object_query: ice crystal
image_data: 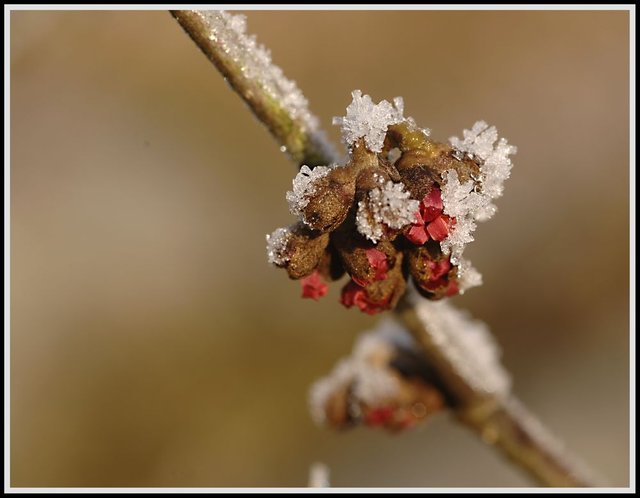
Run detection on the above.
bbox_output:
[449,120,517,204]
[333,90,405,153]
[356,180,419,243]
[441,122,516,263]
[456,257,483,293]
[265,227,291,266]
[286,165,333,218]
[411,294,511,396]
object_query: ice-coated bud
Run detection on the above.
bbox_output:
[266,222,329,279]
[309,322,447,432]
[269,92,516,313]
[407,244,459,300]
[340,254,406,315]
[298,166,357,233]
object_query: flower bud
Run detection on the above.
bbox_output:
[340,253,406,314]
[407,243,459,300]
[288,165,357,233]
[266,223,330,279]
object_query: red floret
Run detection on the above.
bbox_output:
[300,270,328,300]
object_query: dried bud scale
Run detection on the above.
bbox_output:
[266,91,516,313]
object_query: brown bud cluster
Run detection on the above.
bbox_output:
[309,325,447,432]
[266,121,482,314]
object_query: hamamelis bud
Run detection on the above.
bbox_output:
[303,166,357,232]
[340,254,406,315]
[309,321,447,432]
[268,92,517,313]
[407,243,459,300]
[266,223,330,279]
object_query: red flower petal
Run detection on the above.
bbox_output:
[365,406,395,427]
[300,270,328,300]
[365,248,389,281]
[428,258,451,280]
[426,215,451,241]
[340,280,390,315]
[406,224,429,245]
[421,188,443,223]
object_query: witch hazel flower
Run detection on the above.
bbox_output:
[405,188,454,245]
[301,270,329,300]
[266,91,516,313]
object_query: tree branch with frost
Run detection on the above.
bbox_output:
[170,10,339,168]
[171,9,602,488]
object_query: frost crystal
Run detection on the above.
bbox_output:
[456,258,483,293]
[441,122,517,264]
[265,227,291,266]
[286,165,333,219]
[440,170,479,263]
[356,179,419,243]
[411,294,511,396]
[449,120,517,203]
[333,90,405,153]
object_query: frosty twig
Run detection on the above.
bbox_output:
[170,10,339,168]
[396,293,601,487]
[170,9,602,488]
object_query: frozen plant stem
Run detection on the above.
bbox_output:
[171,10,600,487]
[396,296,599,487]
[170,10,339,168]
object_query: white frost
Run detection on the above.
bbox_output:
[410,293,511,396]
[441,121,517,266]
[286,165,333,219]
[265,227,291,266]
[356,179,419,243]
[333,90,405,153]
[456,257,483,293]
[448,120,517,204]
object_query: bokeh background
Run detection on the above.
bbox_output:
[10,9,630,488]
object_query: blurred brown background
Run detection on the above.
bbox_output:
[10,10,630,487]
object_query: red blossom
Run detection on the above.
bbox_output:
[426,214,452,241]
[340,280,390,315]
[352,248,390,286]
[407,221,429,246]
[416,256,460,297]
[429,258,451,280]
[364,406,395,427]
[406,188,455,245]
[300,270,328,300]
[365,248,389,281]
[421,188,443,222]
